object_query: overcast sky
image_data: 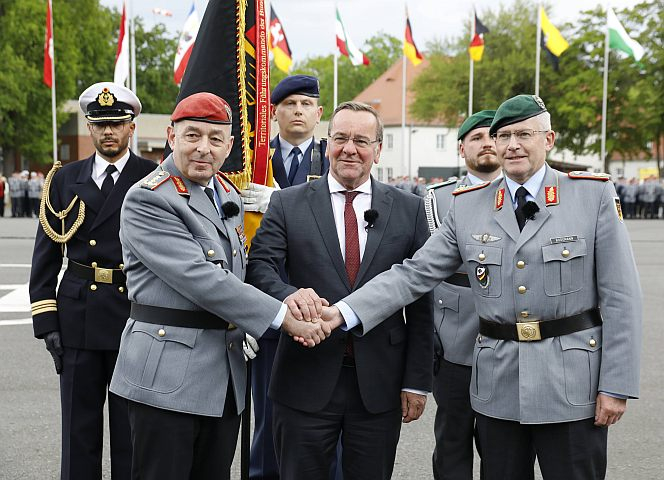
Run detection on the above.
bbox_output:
[101,0,643,63]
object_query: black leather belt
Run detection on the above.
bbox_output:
[67,260,126,285]
[444,272,471,288]
[130,303,233,330]
[479,309,602,341]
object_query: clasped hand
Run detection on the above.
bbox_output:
[280,289,346,347]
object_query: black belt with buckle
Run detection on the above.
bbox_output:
[444,272,471,288]
[479,308,602,342]
[67,260,126,285]
[130,303,233,330]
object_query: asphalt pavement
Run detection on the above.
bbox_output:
[0,216,662,479]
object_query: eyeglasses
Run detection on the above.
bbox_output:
[491,129,548,145]
[330,134,380,149]
[89,122,129,134]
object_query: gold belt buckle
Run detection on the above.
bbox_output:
[94,267,114,284]
[516,321,541,341]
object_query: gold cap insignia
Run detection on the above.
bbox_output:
[97,87,116,107]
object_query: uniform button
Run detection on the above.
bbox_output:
[589,338,597,347]
[520,311,529,318]
[478,335,482,343]
[233,249,237,257]
[118,286,125,293]
[228,342,234,350]
[518,285,527,294]
[438,299,443,305]
[89,239,97,246]
[207,249,215,257]
[119,263,124,269]
[516,260,525,269]
[158,329,166,337]
[562,249,570,258]
[90,284,97,291]
[478,253,486,261]
[91,261,98,268]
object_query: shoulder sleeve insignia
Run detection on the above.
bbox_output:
[140,170,170,190]
[568,171,611,182]
[170,176,189,195]
[216,172,241,195]
[452,181,490,196]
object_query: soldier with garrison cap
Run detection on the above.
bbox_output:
[426,110,507,480]
[29,82,156,479]
[109,92,329,480]
[240,73,332,480]
[325,94,642,479]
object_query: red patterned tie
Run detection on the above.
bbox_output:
[344,191,361,287]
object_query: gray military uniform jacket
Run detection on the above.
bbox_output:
[109,155,282,417]
[345,165,642,424]
[426,177,476,366]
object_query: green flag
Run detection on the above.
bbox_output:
[607,7,644,61]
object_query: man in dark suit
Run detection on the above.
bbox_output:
[247,101,433,480]
[29,82,156,479]
[241,74,330,480]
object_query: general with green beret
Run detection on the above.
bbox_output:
[331,92,642,479]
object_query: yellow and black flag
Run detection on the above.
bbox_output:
[404,10,424,66]
[540,7,569,72]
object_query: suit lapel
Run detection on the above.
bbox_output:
[270,137,289,188]
[90,152,139,230]
[70,156,104,215]
[354,179,393,288]
[493,178,520,243]
[307,176,351,290]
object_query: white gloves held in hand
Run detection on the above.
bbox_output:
[243,334,259,361]
[240,181,279,213]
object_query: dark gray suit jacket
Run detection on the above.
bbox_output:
[247,174,433,414]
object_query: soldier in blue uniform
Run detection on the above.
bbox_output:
[426,110,506,480]
[240,74,330,480]
[29,82,156,480]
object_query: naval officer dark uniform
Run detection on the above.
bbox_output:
[29,82,155,479]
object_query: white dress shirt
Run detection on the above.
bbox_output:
[279,136,314,174]
[92,150,130,189]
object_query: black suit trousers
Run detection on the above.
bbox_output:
[273,366,402,480]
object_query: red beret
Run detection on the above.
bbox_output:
[171,92,232,124]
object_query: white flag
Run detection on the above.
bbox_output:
[335,8,369,66]
[173,2,200,85]
[114,1,129,85]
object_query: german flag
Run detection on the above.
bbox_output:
[269,5,293,73]
[469,12,489,62]
[404,12,424,66]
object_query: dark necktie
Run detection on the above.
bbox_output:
[344,191,361,287]
[287,146,301,185]
[204,187,217,212]
[514,186,529,231]
[100,164,117,198]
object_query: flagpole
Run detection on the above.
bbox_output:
[535,4,542,96]
[402,5,408,178]
[49,0,58,164]
[128,0,139,153]
[468,10,474,116]
[600,3,610,171]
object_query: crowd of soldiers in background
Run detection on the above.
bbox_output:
[0,171,45,218]
[616,176,664,219]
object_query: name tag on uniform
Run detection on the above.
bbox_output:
[549,235,578,244]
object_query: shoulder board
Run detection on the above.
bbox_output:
[215,172,240,195]
[170,176,189,195]
[568,171,611,182]
[427,178,457,191]
[140,170,171,190]
[452,181,490,196]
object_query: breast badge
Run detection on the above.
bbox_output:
[475,265,490,289]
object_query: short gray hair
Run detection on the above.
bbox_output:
[328,101,384,143]
[536,111,552,131]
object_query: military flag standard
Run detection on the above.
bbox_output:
[335,8,370,66]
[43,0,54,88]
[269,5,293,73]
[404,11,424,66]
[607,7,644,61]
[539,7,569,72]
[468,12,488,61]
[173,2,200,86]
[114,1,129,85]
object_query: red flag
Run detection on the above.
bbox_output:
[43,0,53,88]
[173,3,199,85]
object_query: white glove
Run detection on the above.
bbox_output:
[240,182,279,213]
[243,334,259,361]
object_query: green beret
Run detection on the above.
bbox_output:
[489,95,547,135]
[457,110,496,140]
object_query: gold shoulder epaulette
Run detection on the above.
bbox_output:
[140,170,171,190]
[216,172,240,195]
[568,171,611,182]
[452,181,490,196]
